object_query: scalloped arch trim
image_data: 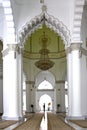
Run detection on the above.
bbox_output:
[19,12,71,47]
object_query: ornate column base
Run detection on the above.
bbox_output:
[2,115,24,121]
[66,115,85,120]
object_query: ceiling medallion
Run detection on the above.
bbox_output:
[35,31,54,70]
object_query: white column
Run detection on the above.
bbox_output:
[31,84,35,113]
[71,43,82,118]
[2,44,23,120]
[17,46,23,118]
[66,47,72,116]
[66,43,83,119]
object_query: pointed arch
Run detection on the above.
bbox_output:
[38,80,53,89]
[35,70,55,88]
[19,11,71,47]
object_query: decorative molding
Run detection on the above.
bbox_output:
[19,5,71,47]
[37,89,54,91]
[66,43,82,55]
[26,81,35,84]
[2,44,23,57]
[23,50,66,59]
[66,43,87,57]
[7,44,19,52]
[65,47,71,55]
[2,48,9,57]
[56,80,65,84]
[81,47,87,56]
[70,43,81,51]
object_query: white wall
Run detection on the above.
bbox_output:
[56,83,65,112]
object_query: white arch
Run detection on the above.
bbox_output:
[38,80,53,89]
[19,5,71,47]
[71,0,85,43]
[35,70,55,88]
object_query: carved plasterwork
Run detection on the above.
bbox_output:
[81,47,87,56]
[2,44,23,57]
[65,42,87,57]
[19,5,71,47]
[66,43,82,54]
[66,47,71,55]
[7,44,19,52]
[70,43,81,51]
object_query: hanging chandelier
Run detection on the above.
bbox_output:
[35,32,54,70]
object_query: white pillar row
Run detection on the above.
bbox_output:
[66,43,83,119]
[2,44,23,120]
[17,46,23,118]
[26,81,31,113]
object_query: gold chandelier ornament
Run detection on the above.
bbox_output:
[35,32,54,70]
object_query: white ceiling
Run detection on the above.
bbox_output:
[10,0,71,31]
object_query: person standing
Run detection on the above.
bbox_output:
[43,103,45,112]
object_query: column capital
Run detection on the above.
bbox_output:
[2,44,24,57]
[65,46,71,55]
[66,43,82,55]
[70,43,82,51]
[7,44,19,52]
[7,44,24,54]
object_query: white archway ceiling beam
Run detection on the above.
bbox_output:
[19,7,71,48]
[71,0,85,43]
[2,0,16,44]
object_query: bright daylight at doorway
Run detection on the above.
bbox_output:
[38,80,53,111]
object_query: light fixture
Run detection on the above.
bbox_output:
[35,31,54,70]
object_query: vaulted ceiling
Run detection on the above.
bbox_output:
[24,24,66,59]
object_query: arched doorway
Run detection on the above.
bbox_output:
[39,94,52,111]
[35,71,56,112]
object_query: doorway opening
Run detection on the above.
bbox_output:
[39,94,52,111]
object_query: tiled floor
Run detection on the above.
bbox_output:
[1,113,87,130]
[40,112,87,130]
[66,120,87,130]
